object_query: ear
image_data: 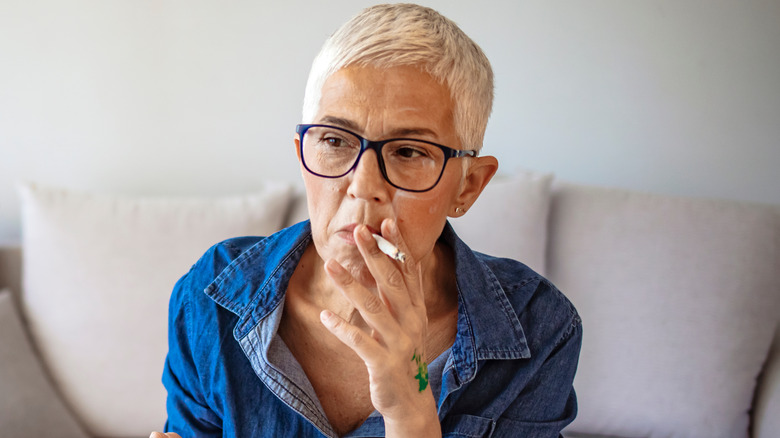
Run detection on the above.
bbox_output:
[451,155,498,217]
[294,135,302,161]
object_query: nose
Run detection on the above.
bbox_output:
[346,149,390,203]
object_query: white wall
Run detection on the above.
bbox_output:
[1,0,779,244]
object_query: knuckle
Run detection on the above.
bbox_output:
[339,272,355,287]
[345,327,363,346]
[329,316,345,330]
[403,259,420,276]
[386,269,405,288]
[363,293,384,314]
[367,243,383,258]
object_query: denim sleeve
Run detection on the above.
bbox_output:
[493,317,582,438]
[161,272,223,437]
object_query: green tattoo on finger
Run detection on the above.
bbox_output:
[411,350,429,392]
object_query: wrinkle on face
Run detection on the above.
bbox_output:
[301,65,465,291]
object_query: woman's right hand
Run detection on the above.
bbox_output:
[150,432,182,438]
[320,220,441,437]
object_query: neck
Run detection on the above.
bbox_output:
[289,245,357,321]
[419,241,458,319]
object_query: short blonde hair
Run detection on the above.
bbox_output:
[302,3,494,150]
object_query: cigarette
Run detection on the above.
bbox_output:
[372,234,407,262]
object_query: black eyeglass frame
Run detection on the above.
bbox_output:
[296,124,478,193]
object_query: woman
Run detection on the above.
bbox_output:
[154,4,581,437]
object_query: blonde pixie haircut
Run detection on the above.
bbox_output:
[302,3,494,151]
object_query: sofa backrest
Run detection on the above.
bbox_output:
[2,177,778,438]
[547,182,780,438]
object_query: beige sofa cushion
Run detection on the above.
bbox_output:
[19,183,293,437]
[451,169,553,275]
[549,182,780,438]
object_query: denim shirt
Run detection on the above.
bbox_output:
[162,221,581,438]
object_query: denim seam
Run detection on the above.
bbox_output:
[183,291,194,351]
[507,276,539,293]
[442,416,497,437]
[473,259,531,361]
[545,279,582,349]
[181,291,217,415]
[558,316,582,350]
[241,330,334,437]
[207,240,267,314]
[483,259,528,339]
[204,233,309,336]
[455,291,478,384]
[233,235,311,337]
[208,233,292,313]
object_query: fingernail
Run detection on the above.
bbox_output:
[320,310,334,324]
[357,225,371,240]
[386,218,398,235]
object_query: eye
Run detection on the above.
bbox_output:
[321,134,347,147]
[394,144,430,159]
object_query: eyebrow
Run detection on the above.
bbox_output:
[319,116,361,132]
[318,115,440,140]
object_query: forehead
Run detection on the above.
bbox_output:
[315,65,456,141]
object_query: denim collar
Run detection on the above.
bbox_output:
[204,220,530,386]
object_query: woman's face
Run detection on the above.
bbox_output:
[297,65,470,285]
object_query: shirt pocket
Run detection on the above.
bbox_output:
[443,414,570,438]
[441,414,495,437]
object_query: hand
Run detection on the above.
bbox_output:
[320,219,440,437]
[149,432,182,438]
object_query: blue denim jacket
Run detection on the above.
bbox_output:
[162,221,581,437]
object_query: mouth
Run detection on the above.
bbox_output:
[337,223,382,244]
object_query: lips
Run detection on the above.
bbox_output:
[338,223,382,243]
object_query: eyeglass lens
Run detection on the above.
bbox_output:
[301,126,446,191]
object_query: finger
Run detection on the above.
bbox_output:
[354,225,426,351]
[354,225,415,317]
[382,220,428,352]
[320,308,388,362]
[380,219,416,275]
[324,259,405,347]
[381,219,424,308]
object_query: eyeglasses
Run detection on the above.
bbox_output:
[296,124,477,192]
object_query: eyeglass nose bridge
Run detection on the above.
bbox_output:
[348,137,393,181]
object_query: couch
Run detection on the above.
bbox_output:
[0,170,777,438]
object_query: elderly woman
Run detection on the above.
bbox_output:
[154,3,581,438]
